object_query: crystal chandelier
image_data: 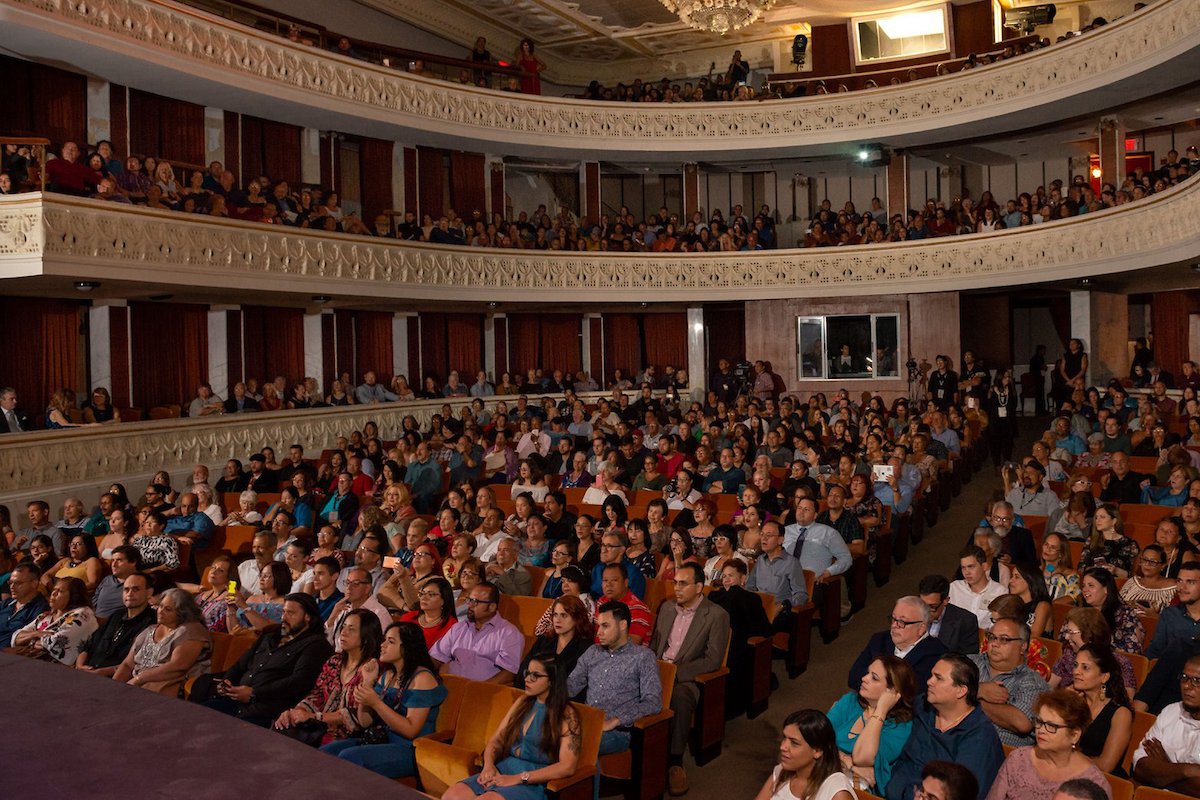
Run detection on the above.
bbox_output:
[660,0,778,35]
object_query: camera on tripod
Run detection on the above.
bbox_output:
[905,358,919,381]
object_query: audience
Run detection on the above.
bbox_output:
[753,708,856,800]
[1071,643,1133,776]
[9,576,97,664]
[111,588,212,694]
[1132,653,1200,796]
[75,572,156,675]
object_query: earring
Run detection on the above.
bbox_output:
[1101,684,1108,699]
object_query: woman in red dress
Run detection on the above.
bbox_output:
[515,38,545,95]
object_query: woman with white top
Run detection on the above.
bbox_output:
[753,708,855,800]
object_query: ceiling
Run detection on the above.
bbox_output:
[356,0,981,80]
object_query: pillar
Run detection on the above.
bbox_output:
[88,301,130,406]
[489,158,505,219]
[581,161,600,227]
[392,312,414,382]
[1098,117,1125,189]
[205,107,225,169]
[208,306,237,398]
[304,312,324,393]
[1088,291,1129,385]
[683,163,700,220]
[886,152,909,218]
[484,314,498,379]
[301,128,322,186]
[686,307,706,402]
[86,78,111,145]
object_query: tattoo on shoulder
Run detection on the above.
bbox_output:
[566,712,582,753]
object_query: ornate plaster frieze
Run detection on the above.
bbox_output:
[2,0,1198,155]
[3,179,1199,301]
[0,393,616,500]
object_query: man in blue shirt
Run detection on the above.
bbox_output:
[590,530,646,600]
[748,521,807,635]
[0,563,50,643]
[164,491,215,548]
[405,442,444,513]
[874,456,917,514]
[783,498,851,580]
[929,411,960,455]
[1145,563,1200,660]
[1049,416,1087,456]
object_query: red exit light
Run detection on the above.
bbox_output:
[1124,138,1138,152]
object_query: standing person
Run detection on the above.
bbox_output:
[987,372,1019,468]
[752,708,855,800]
[1029,346,1048,416]
[515,38,545,95]
[1058,340,1089,403]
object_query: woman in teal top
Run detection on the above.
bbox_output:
[446,657,582,800]
[323,621,447,778]
[826,654,915,794]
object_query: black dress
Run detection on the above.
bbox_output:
[1078,700,1127,778]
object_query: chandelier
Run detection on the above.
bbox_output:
[660,0,778,35]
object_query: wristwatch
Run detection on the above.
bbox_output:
[521,772,531,784]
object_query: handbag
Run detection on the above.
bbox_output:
[278,718,328,747]
[356,718,391,745]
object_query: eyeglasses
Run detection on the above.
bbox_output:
[1031,716,1068,734]
[417,590,441,599]
[1139,557,1163,567]
[985,633,1022,645]
[345,579,372,586]
[989,514,1014,524]
[458,571,480,579]
[526,671,549,680]
[599,543,622,550]
[413,552,433,559]
[465,597,496,606]
[1180,674,1200,687]
[889,616,922,628]
[1061,627,1082,638]
[356,546,380,554]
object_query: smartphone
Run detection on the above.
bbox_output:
[818,464,834,475]
[871,464,894,482]
[382,556,402,570]
[226,580,237,595]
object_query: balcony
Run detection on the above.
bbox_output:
[3,176,1199,303]
[1,0,1198,159]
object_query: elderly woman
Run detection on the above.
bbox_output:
[984,690,1111,800]
[131,511,180,573]
[221,490,262,526]
[275,609,383,746]
[1050,607,1136,693]
[10,577,98,664]
[113,588,212,694]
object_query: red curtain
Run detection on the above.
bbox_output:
[507,314,542,376]
[1152,290,1198,380]
[335,311,355,382]
[494,317,509,377]
[418,146,446,220]
[603,314,642,383]
[0,55,87,144]
[643,313,687,372]
[241,306,305,391]
[450,151,487,216]
[129,302,208,409]
[420,312,449,382]
[109,306,131,409]
[447,313,484,377]
[355,311,394,383]
[541,316,582,377]
[359,137,394,224]
[239,115,302,186]
[128,89,205,167]
[0,297,82,416]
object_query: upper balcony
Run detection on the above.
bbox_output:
[2,0,1199,160]
[3,171,1199,303]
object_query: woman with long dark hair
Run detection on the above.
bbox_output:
[753,708,854,800]
[322,621,446,779]
[446,656,582,800]
[1069,567,1144,653]
[1008,562,1053,638]
[827,655,915,793]
[515,595,593,687]
[1071,643,1132,776]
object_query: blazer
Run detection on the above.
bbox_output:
[848,631,947,691]
[0,407,31,433]
[932,602,979,655]
[491,564,534,597]
[649,598,730,684]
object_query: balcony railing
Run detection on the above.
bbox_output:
[2,0,1197,156]
[3,172,1199,302]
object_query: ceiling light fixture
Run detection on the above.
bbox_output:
[659,0,778,35]
[74,281,100,293]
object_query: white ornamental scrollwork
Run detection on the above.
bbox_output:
[2,0,1198,152]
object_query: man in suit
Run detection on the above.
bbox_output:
[649,562,731,796]
[485,537,533,596]
[0,387,30,433]
[848,596,947,691]
[919,574,979,655]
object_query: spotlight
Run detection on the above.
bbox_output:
[1090,167,1102,179]
[74,281,100,293]
[311,295,331,304]
[791,34,808,68]
[858,150,870,162]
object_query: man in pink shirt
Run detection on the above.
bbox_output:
[649,563,731,795]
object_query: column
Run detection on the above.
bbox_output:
[683,163,700,220]
[88,301,130,403]
[484,314,498,380]
[581,161,600,227]
[392,312,414,381]
[205,107,225,169]
[886,152,908,219]
[303,311,324,392]
[86,79,111,145]
[489,159,506,219]
[392,143,406,219]
[301,128,322,186]
[208,306,236,397]
[1098,117,1125,189]
[937,165,961,204]
[1088,291,1129,385]
[686,308,706,402]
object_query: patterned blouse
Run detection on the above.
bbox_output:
[1078,536,1140,575]
[298,653,371,743]
[1044,569,1081,603]
[128,621,212,680]
[197,592,231,633]
[133,534,180,571]
[17,607,98,664]
[1058,602,1145,654]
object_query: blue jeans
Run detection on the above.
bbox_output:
[595,730,631,800]
[320,737,416,779]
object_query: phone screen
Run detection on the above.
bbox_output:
[382,556,402,570]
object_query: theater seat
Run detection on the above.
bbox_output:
[599,660,676,800]
[414,681,518,796]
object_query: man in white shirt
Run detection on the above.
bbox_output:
[237,531,277,594]
[515,417,551,459]
[325,566,392,651]
[474,507,512,563]
[1132,653,1200,796]
[949,544,1006,630]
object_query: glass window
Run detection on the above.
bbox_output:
[853,4,950,66]
[796,314,901,380]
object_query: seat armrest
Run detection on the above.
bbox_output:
[633,709,675,730]
[546,765,597,793]
[694,666,729,685]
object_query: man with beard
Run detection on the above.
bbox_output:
[190,593,332,726]
[429,582,523,683]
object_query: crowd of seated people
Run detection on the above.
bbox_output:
[2,347,1200,797]
[802,152,1199,247]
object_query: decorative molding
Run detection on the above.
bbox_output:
[0,393,610,501]
[3,0,1198,156]
[3,177,1200,301]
